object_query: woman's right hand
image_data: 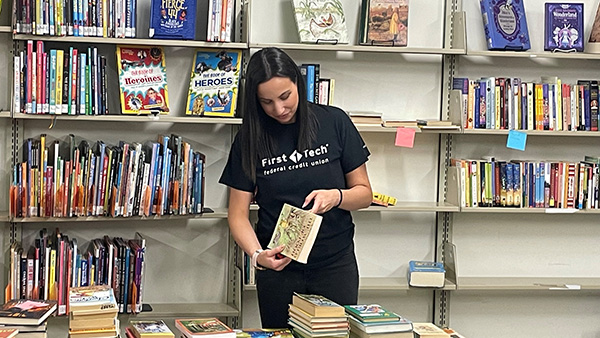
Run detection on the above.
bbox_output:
[257,245,292,271]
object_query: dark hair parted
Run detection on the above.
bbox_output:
[239,47,319,182]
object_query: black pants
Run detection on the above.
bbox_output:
[255,247,359,328]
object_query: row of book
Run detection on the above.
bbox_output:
[6,230,146,316]
[15,42,108,116]
[13,0,138,37]
[450,156,600,210]
[9,133,206,218]
[299,63,335,106]
[453,77,600,132]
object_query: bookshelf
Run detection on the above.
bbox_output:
[12,112,244,124]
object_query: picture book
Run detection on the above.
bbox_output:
[267,203,323,264]
[412,323,449,338]
[235,328,294,338]
[408,261,445,288]
[348,315,413,334]
[292,293,345,318]
[360,0,408,46]
[186,49,242,117]
[174,318,235,338]
[544,3,584,52]
[130,320,175,337]
[344,304,400,322]
[117,46,170,115]
[589,1,600,53]
[292,0,349,44]
[479,0,531,50]
[68,285,118,315]
[0,300,57,325]
[149,0,197,39]
[0,329,17,338]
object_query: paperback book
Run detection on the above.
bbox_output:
[544,3,584,52]
[360,0,409,46]
[117,46,170,115]
[68,285,118,315]
[344,304,400,323]
[0,300,57,325]
[408,260,445,288]
[0,329,17,338]
[292,0,349,44]
[186,49,242,117]
[235,328,293,338]
[347,315,413,334]
[267,203,323,264]
[479,0,531,50]
[149,0,197,39]
[174,318,235,338]
[130,320,175,337]
[292,293,345,318]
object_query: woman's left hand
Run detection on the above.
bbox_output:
[302,189,341,214]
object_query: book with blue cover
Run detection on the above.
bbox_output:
[479,0,531,50]
[149,0,197,40]
[408,260,445,287]
[544,3,584,52]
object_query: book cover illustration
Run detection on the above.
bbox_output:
[344,304,399,319]
[545,3,584,52]
[294,293,341,308]
[175,318,234,336]
[589,1,600,52]
[130,320,174,336]
[409,260,444,271]
[479,0,531,50]
[117,46,170,115]
[186,49,241,117]
[292,0,349,44]
[0,329,17,338]
[235,329,293,338]
[149,0,197,39]
[361,0,408,46]
[267,203,323,264]
[0,300,57,324]
[68,285,118,311]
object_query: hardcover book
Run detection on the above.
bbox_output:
[407,260,445,288]
[0,329,17,338]
[174,318,235,338]
[235,328,294,338]
[130,320,175,337]
[292,293,345,318]
[68,285,118,315]
[0,300,57,325]
[117,46,170,115]
[479,0,531,50]
[360,0,409,46]
[544,3,584,52]
[292,0,349,44]
[267,203,323,264]
[186,49,242,117]
[347,315,413,334]
[344,304,400,322]
[149,0,197,39]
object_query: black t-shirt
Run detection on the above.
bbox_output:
[219,103,370,269]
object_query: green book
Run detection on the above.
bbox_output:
[344,304,400,322]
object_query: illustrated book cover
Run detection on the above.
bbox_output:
[149,0,197,39]
[235,328,293,338]
[186,49,242,117]
[360,0,409,46]
[117,46,170,115]
[267,203,323,264]
[68,285,118,315]
[0,300,57,325]
[130,320,175,337]
[347,315,413,334]
[292,293,345,318]
[408,260,445,288]
[344,304,400,322]
[174,318,235,338]
[589,1,600,53]
[479,0,531,50]
[292,0,349,44]
[0,329,17,338]
[412,323,449,338]
[544,3,584,52]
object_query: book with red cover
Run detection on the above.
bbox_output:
[0,300,57,325]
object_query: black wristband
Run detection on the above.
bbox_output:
[335,188,343,208]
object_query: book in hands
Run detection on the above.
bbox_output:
[174,318,235,338]
[0,300,57,325]
[129,320,175,337]
[291,0,349,44]
[408,261,445,288]
[268,203,322,264]
[292,293,345,318]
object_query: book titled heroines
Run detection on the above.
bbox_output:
[186,49,242,117]
[149,0,197,39]
[479,0,531,50]
[117,46,170,115]
[544,3,584,52]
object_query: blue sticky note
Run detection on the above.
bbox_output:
[506,130,527,151]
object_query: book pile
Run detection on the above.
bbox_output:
[408,261,446,288]
[0,299,57,338]
[174,318,236,338]
[288,293,349,338]
[68,285,119,338]
[345,304,413,338]
[126,320,175,338]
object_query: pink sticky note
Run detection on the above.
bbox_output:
[395,127,415,148]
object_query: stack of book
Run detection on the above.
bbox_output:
[345,304,413,338]
[174,318,236,338]
[287,293,349,338]
[126,320,175,338]
[68,285,119,338]
[0,300,57,338]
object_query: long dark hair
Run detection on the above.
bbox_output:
[239,47,318,182]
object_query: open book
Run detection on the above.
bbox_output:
[268,204,323,264]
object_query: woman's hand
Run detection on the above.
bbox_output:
[257,245,292,271]
[302,189,341,214]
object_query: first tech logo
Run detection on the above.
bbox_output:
[260,144,330,176]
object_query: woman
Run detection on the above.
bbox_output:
[219,47,372,328]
